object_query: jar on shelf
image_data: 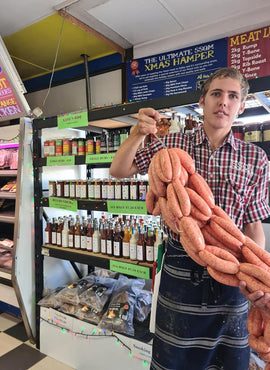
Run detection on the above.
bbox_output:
[232,125,244,140]
[77,139,85,155]
[55,139,63,156]
[244,123,262,142]
[262,121,270,142]
[71,139,78,155]
[63,139,72,156]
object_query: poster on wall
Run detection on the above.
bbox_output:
[228,25,270,80]
[127,38,227,102]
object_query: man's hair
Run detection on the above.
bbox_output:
[201,67,250,102]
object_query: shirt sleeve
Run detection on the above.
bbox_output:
[244,149,270,224]
[134,138,164,175]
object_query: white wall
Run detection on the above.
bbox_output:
[25,69,122,118]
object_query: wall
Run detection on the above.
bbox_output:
[25,69,122,118]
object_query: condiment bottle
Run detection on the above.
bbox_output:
[129,227,137,261]
[56,217,63,246]
[68,218,75,248]
[86,218,94,252]
[146,227,154,263]
[92,219,101,253]
[44,218,52,245]
[113,223,122,257]
[80,218,87,250]
[51,217,57,245]
[61,217,69,248]
[154,230,163,262]
[106,221,114,256]
[100,220,107,255]
[74,215,81,249]
[122,225,130,259]
[136,226,146,262]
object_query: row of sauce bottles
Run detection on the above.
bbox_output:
[44,215,164,263]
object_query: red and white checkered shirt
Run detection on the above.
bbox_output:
[135,126,270,241]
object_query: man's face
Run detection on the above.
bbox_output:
[199,77,245,134]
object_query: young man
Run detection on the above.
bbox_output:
[110,67,270,369]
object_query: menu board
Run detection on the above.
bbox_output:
[127,38,227,102]
[228,25,270,79]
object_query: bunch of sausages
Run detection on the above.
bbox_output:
[146,147,270,365]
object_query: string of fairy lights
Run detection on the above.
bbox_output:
[40,315,150,367]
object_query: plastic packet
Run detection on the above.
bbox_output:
[134,290,152,322]
[57,276,96,305]
[79,276,117,314]
[75,305,102,325]
[37,286,63,308]
[98,275,145,336]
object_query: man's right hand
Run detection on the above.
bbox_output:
[132,108,161,137]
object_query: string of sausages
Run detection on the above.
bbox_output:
[146,147,270,366]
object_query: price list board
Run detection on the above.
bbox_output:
[228,25,270,79]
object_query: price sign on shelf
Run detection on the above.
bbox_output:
[57,111,88,129]
[110,260,150,279]
[85,153,115,163]
[47,155,75,166]
[49,197,78,212]
[107,200,147,215]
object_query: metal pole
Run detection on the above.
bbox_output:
[81,53,91,111]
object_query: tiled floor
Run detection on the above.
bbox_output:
[0,311,74,370]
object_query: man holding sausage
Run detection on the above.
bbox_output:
[110,67,270,370]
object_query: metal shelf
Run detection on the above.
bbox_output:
[0,212,15,223]
[0,170,17,177]
[0,191,16,200]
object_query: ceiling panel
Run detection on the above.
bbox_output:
[86,0,183,44]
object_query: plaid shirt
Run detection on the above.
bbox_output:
[135,126,270,240]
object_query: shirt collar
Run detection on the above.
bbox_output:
[194,125,238,150]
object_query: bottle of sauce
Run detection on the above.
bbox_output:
[137,226,146,262]
[56,217,63,246]
[68,218,75,248]
[80,218,87,250]
[146,227,154,263]
[51,217,57,245]
[86,218,94,252]
[74,215,81,249]
[100,220,107,255]
[113,130,121,152]
[129,227,137,261]
[154,230,163,262]
[114,179,122,200]
[61,217,69,248]
[44,218,52,245]
[122,225,130,259]
[92,219,101,253]
[106,221,114,256]
[122,179,129,200]
[113,223,122,257]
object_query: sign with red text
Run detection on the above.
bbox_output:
[228,25,270,79]
[0,66,24,120]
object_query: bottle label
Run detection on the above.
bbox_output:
[62,233,69,248]
[86,236,93,251]
[64,184,70,197]
[122,185,129,199]
[122,242,130,258]
[107,185,115,200]
[139,184,147,200]
[52,232,57,245]
[130,243,137,260]
[68,234,74,248]
[81,235,87,250]
[130,184,138,200]
[75,234,81,249]
[101,239,106,254]
[93,238,100,253]
[137,245,143,261]
[57,232,62,246]
[107,240,112,255]
[146,245,154,262]
[115,184,121,199]
[45,231,50,244]
[113,241,121,256]
[88,184,94,198]
[81,185,87,199]
[70,185,75,198]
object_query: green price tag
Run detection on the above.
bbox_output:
[85,153,115,163]
[57,111,88,129]
[110,260,150,279]
[107,200,147,215]
[49,197,78,212]
[47,156,75,166]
